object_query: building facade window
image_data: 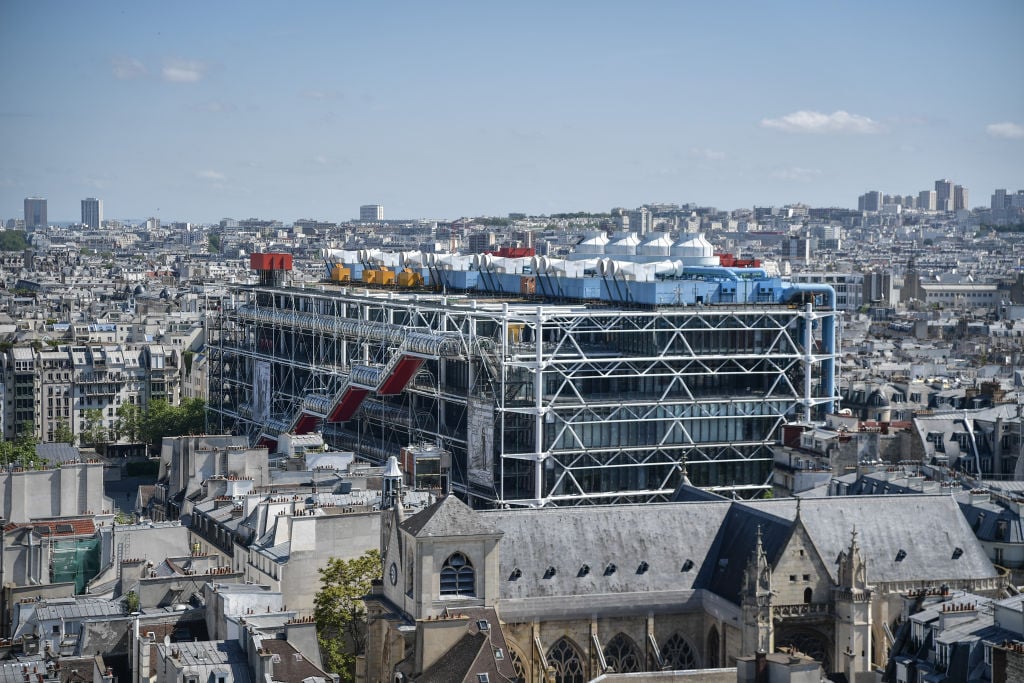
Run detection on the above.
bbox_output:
[547,637,585,683]
[603,633,641,673]
[440,552,475,596]
[661,633,698,670]
[707,626,720,668]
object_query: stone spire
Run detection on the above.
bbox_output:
[741,526,773,655]
[837,526,869,592]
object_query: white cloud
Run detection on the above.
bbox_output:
[771,167,822,182]
[986,122,1024,140]
[196,170,225,181]
[761,110,881,134]
[112,57,147,80]
[162,59,206,83]
[688,147,726,162]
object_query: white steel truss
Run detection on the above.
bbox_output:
[208,286,837,507]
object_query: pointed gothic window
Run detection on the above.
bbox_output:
[547,637,585,683]
[661,633,698,670]
[603,633,642,673]
[707,626,720,668]
[440,552,475,596]
[508,647,526,683]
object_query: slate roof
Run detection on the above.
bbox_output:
[743,495,998,585]
[702,502,793,604]
[401,495,502,539]
[34,443,81,465]
[411,608,517,683]
[34,599,124,622]
[956,493,1024,544]
[474,495,994,608]
[260,639,331,682]
[483,501,732,600]
[416,631,488,682]
[155,640,250,683]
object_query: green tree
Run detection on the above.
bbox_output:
[80,408,108,447]
[208,233,221,253]
[115,402,143,442]
[52,419,75,445]
[124,590,140,613]
[177,397,206,434]
[1,421,43,468]
[314,549,381,682]
[0,230,28,251]
[139,398,206,452]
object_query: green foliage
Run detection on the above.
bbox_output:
[314,549,381,682]
[473,217,511,226]
[0,421,44,469]
[139,398,206,451]
[0,230,28,251]
[124,590,140,613]
[80,408,109,447]
[115,402,143,443]
[208,233,221,253]
[52,420,76,445]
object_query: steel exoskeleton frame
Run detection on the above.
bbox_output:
[208,285,836,507]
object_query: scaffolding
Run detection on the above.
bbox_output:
[50,537,101,594]
[209,282,837,507]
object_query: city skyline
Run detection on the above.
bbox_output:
[1,1,1022,222]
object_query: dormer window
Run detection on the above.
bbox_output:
[440,552,475,596]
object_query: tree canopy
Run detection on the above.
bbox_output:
[0,421,44,469]
[314,549,381,682]
[0,230,28,251]
[79,408,109,447]
[114,402,143,443]
[52,419,75,446]
[139,398,206,451]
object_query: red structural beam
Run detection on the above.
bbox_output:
[378,356,425,395]
[328,387,370,422]
[294,413,320,434]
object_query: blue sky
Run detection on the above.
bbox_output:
[1,1,1022,222]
